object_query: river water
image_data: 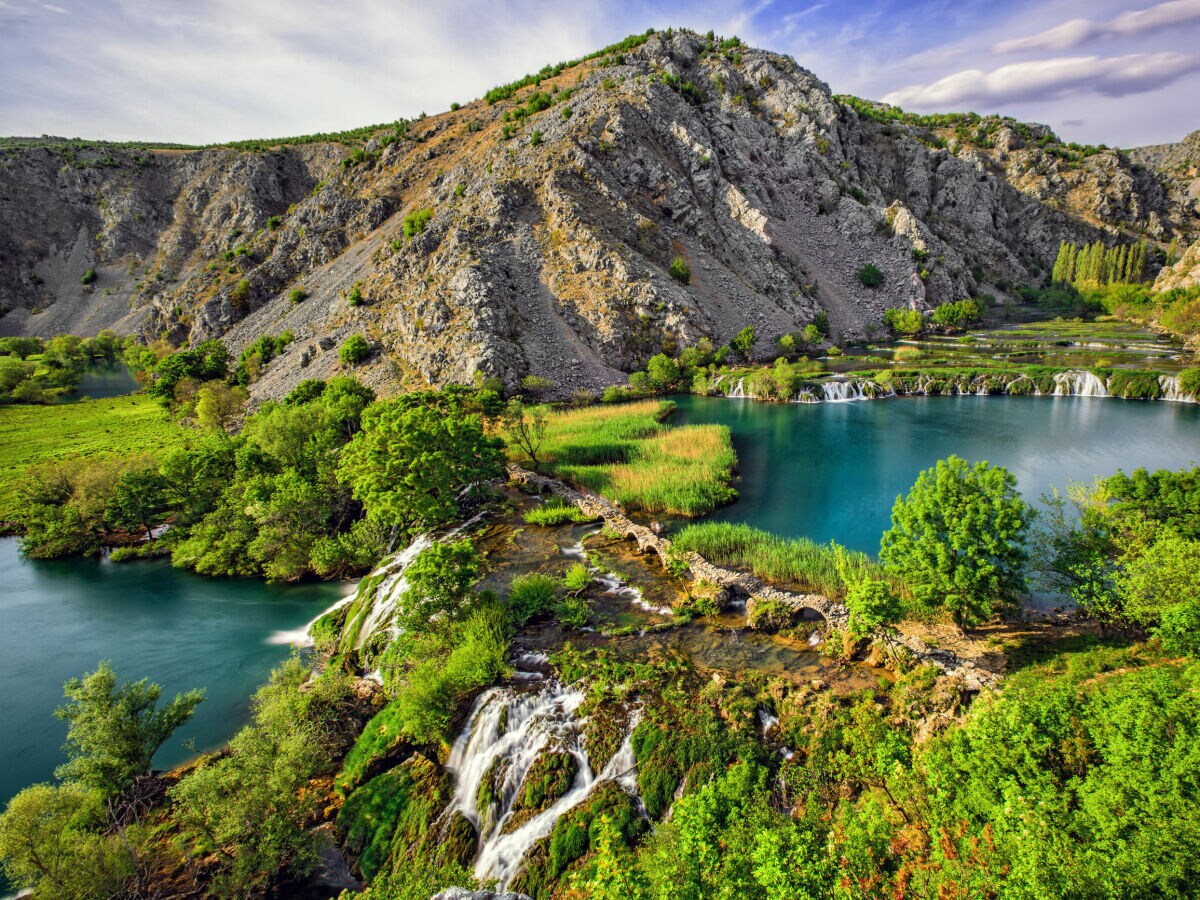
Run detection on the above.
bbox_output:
[672,393,1200,552]
[0,538,344,812]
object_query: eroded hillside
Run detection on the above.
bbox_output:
[1,29,1197,398]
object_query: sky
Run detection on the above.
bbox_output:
[0,0,1196,148]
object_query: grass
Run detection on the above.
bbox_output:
[512,400,737,517]
[0,394,185,523]
[672,521,890,598]
[524,499,596,526]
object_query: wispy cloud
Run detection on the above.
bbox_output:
[882,51,1200,108]
[994,0,1200,53]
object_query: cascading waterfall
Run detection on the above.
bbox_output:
[819,379,867,402]
[352,533,434,648]
[594,572,674,616]
[445,674,642,888]
[1160,374,1187,402]
[1053,370,1109,398]
[726,377,750,399]
[265,581,359,647]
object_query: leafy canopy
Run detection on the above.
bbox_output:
[54,661,205,797]
[880,455,1030,627]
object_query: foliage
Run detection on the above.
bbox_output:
[673,521,888,598]
[844,579,902,638]
[857,263,885,288]
[143,339,230,404]
[504,398,548,471]
[54,662,204,798]
[402,208,434,238]
[508,573,563,625]
[482,31,654,104]
[339,334,372,365]
[930,298,982,330]
[396,540,481,633]
[883,306,924,336]
[0,782,133,899]
[523,498,593,525]
[668,256,691,284]
[881,455,1030,627]
[731,325,757,359]
[170,659,357,896]
[339,398,505,530]
[532,401,737,516]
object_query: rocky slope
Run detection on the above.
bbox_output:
[1,29,1197,398]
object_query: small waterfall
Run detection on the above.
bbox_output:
[727,377,750,399]
[352,533,434,648]
[594,572,673,616]
[266,582,359,647]
[757,709,779,737]
[1053,370,1109,398]
[821,379,866,402]
[1160,374,1188,402]
[445,677,642,888]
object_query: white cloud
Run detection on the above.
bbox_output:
[881,51,1200,109]
[994,0,1200,53]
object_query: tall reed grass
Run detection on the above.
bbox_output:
[510,400,737,516]
[672,521,891,597]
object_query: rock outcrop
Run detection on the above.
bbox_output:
[2,30,1196,399]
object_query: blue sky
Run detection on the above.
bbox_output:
[0,0,1196,147]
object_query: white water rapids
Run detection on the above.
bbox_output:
[444,670,641,888]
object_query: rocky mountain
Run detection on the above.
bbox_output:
[1,29,1197,399]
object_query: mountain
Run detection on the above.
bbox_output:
[1,28,1197,399]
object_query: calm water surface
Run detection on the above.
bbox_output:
[672,394,1200,552]
[0,538,345,810]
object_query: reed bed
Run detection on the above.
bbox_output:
[671,521,891,598]
[513,400,738,516]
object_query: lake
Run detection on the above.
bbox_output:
[672,394,1200,552]
[0,538,345,812]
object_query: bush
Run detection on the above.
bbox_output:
[266,215,282,229]
[530,130,543,147]
[231,278,251,303]
[1180,368,1200,399]
[524,499,593,526]
[346,282,364,306]
[845,579,902,638]
[883,307,924,336]
[287,287,307,303]
[338,335,371,365]
[668,256,691,284]
[857,263,885,288]
[80,267,97,286]
[403,207,434,238]
[508,573,561,625]
[931,298,982,329]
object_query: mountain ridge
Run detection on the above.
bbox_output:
[1,28,1197,399]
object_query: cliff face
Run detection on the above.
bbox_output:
[1,30,1197,398]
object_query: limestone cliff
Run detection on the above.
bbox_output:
[1,30,1196,398]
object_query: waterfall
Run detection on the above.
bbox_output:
[265,582,359,647]
[445,676,642,888]
[726,377,750,399]
[821,379,866,402]
[352,533,434,648]
[1053,370,1109,398]
[594,572,673,616]
[1160,374,1187,402]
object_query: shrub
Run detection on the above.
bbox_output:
[80,267,97,285]
[524,499,593,526]
[231,278,251,303]
[857,264,885,288]
[931,298,982,330]
[338,335,371,365]
[530,130,543,147]
[266,215,282,229]
[1180,368,1200,399]
[403,208,434,238]
[668,256,691,284]
[508,573,561,625]
[845,579,902,638]
[883,307,924,337]
[287,287,307,304]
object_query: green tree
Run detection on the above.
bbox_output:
[669,256,691,284]
[1118,531,1200,656]
[646,353,681,391]
[398,540,482,633]
[844,578,902,639]
[104,467,172,539]
[195,380,248,429]
[880,456,1030,628]
[731,326,757,360]
[54,662,205,797]
[857,263,885,288]
[0,783,132,900]
[339,334,371,365]
[338,401,505,529]
[504,399,548,472]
